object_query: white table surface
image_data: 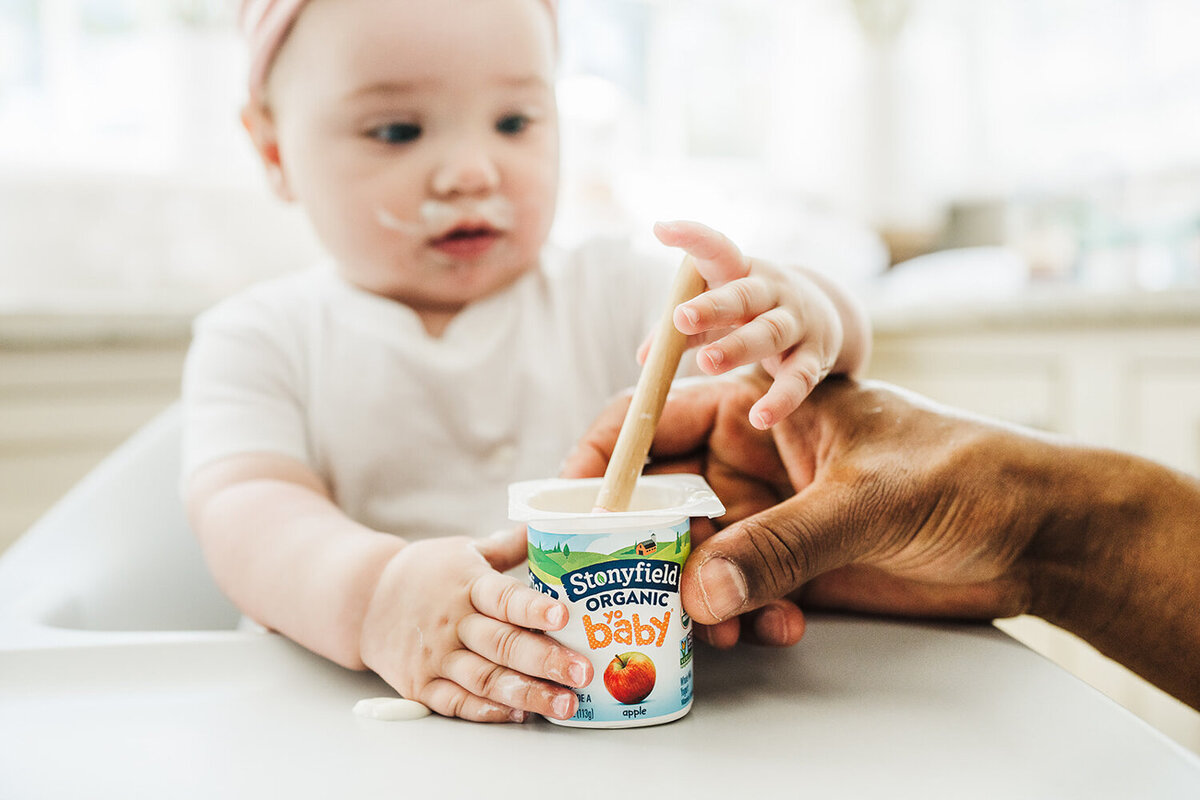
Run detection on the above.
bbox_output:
[3,614,1197,799]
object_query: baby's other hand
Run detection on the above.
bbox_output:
[359,528,593,723]
[649,220,845,430]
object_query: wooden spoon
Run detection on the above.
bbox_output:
[593,255,706,512]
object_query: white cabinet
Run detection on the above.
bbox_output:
[867,289,1200,754]
[1128,358,1200,476]
[869,296,1200,470]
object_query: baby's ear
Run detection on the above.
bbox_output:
[241,102,294,202]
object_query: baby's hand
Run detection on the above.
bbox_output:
[649,220,846,430]
[359,528,593,723]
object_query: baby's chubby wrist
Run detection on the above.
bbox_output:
[342,533,410,672]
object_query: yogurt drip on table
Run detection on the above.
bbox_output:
[352,697,431,721]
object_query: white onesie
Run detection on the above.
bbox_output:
[181,239,676,540]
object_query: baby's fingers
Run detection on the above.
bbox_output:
[440,650,578,721]
[697,307,802,377]
[470,571,568,631]
[674,277,777,336]
[458,613,593,688]
[748,352,829,429]
[419,678,525,723]
[654,220,749,286]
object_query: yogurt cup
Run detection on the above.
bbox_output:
[508,474,724,728]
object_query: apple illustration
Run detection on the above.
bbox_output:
[603,651,656,704]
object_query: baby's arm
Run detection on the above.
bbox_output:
[651,220,871,429]
[186,454,592,722]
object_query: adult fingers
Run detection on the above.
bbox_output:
[559,390,633,479]
[418,677,525,723]
[681,481,862,624]
[457,613,592,688]
[439,650,578,721]
[744,599,807,646]
[694,618,740,649]
[470,570,569,631]
[689,599,806,648]
[560,378,733,480]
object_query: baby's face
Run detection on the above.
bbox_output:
[262,0,558,319]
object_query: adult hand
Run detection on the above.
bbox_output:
[662,374,1048,624]
[568,373,1046,625]
[563,374,809,648]
[565,373,1200,709]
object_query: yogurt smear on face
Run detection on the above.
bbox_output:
[375,197,515,238]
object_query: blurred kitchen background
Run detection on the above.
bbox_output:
[2,0,1198,751]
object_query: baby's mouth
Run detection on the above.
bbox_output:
[429,224,502,259]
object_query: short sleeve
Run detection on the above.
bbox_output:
[180,282,312,481]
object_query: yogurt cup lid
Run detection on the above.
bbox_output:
[508,474,725,524]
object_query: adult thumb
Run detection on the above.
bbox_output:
[681,481,859,625]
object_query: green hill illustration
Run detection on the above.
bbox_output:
[528,531,690,587]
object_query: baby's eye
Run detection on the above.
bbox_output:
[369,123,422,144]
[496,114,530,135]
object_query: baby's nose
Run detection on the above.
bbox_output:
[431,147,500,196]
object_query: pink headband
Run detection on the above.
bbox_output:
[240,0,558,104]
[240,0,309,104]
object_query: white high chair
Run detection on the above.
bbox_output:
[0,405,240,646]
[2,404,1198,798]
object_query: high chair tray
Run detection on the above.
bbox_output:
[2,615,1197,799]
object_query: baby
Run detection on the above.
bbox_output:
[183,0,870,724]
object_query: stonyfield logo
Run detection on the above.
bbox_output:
[562,559,680,603]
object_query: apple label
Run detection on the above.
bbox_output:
[509,475,725,728]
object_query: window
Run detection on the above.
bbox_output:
[2,0,1197,307]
